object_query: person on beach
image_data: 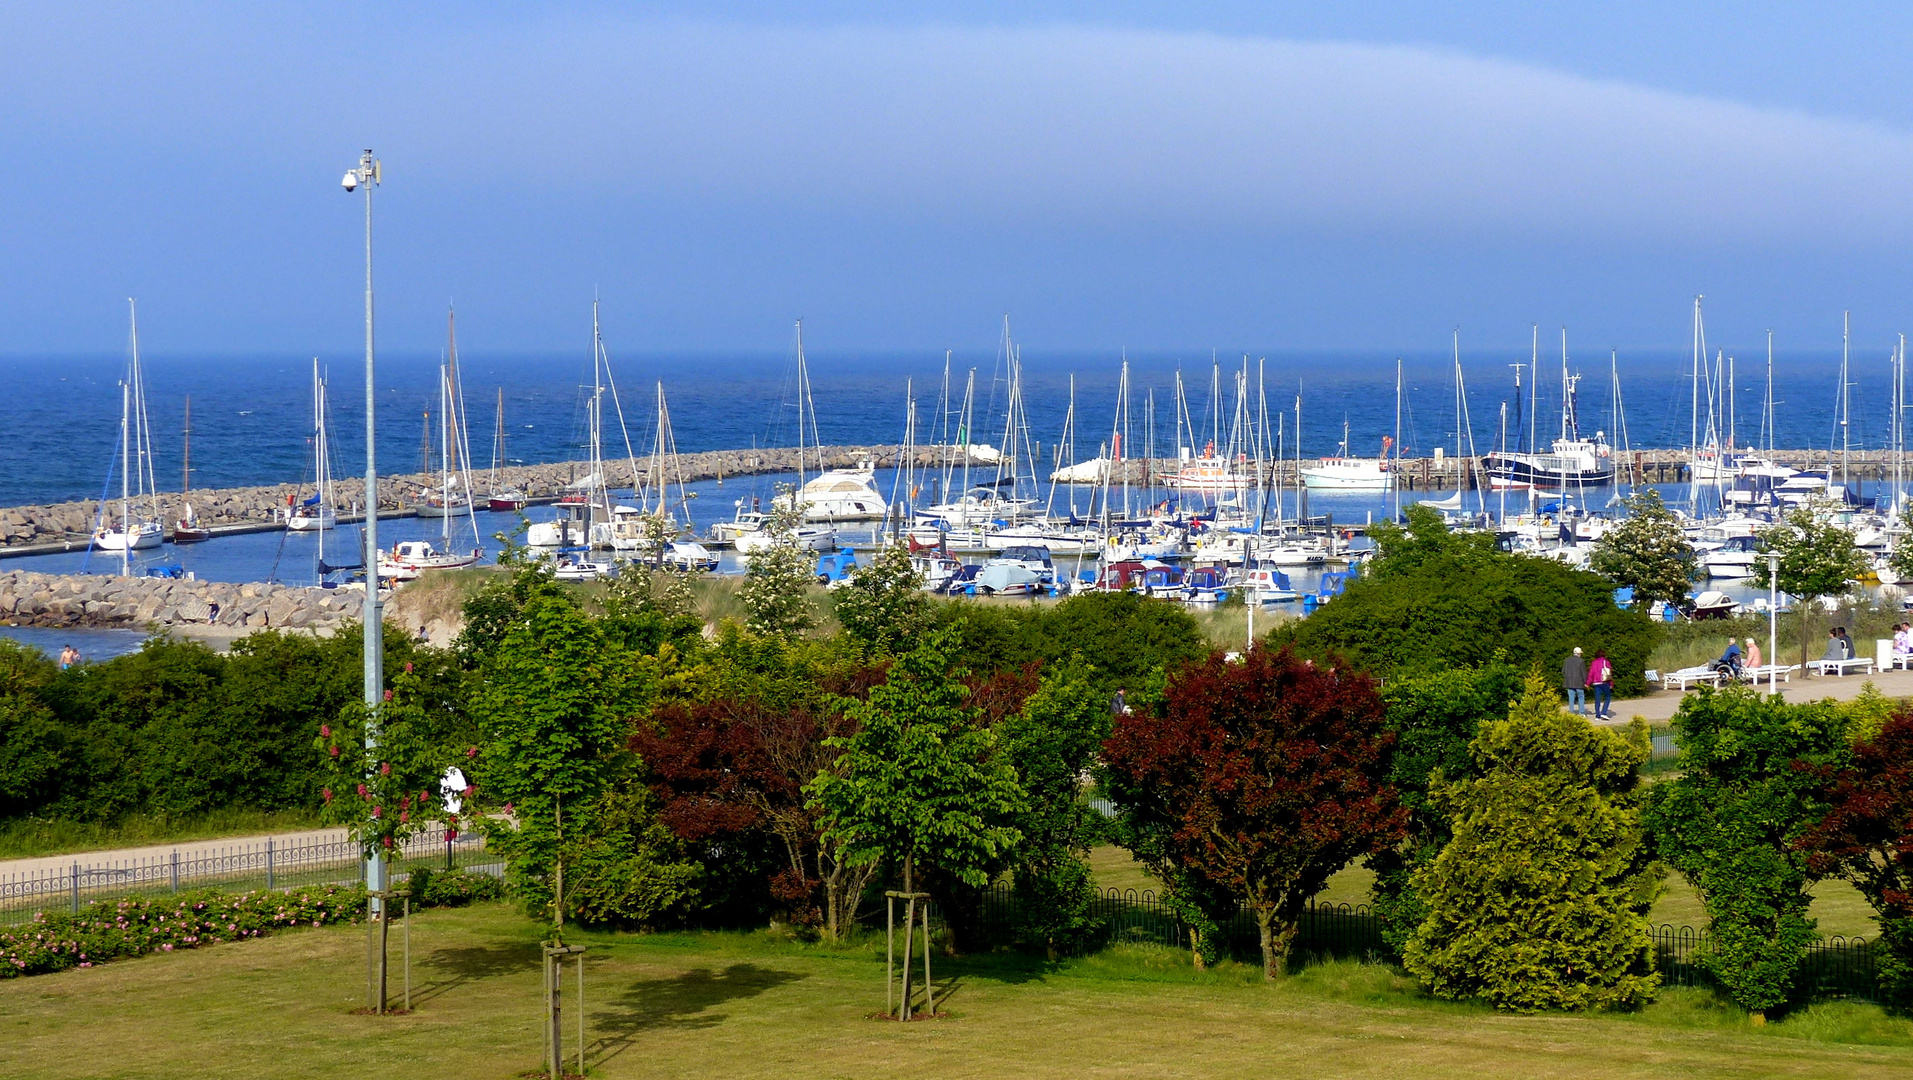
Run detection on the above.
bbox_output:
[1563,647,1587,715]
[58,645,77,670]
[1586,649,1613,720]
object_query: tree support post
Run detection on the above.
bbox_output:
[885,891,932,1020]
[367,886,409,1014]
[543,943,588,1077]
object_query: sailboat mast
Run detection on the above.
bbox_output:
[1841,310,1851,489]
[120,377,130,576]
[182,395,192,501]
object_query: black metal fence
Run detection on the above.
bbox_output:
[0,831,499,923]
[967,885,1881,1005]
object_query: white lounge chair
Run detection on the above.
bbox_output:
[1661,666,1724,691]
[1806,657,1875,677]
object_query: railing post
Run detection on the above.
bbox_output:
[70,861,80,914]
[170,850,179,893]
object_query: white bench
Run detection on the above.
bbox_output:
[1742,664,1797,684]
[1661,666,1724,691]
[1884,653,1913,671]
[1807,657,1876,677]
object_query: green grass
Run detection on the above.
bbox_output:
[3,902,1911,1079]
[0,808,329,860]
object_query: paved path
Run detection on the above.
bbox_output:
[1593,665,1913,727]
[0,826,351,880]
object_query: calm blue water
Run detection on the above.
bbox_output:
[0,348,1888,510]
[0,626,149,663]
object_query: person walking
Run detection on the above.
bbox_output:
[1562,647,1588,716]
[1587,649,1613,720]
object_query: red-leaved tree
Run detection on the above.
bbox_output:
[1102,647,1407,979]
[1800,710,1913,1005]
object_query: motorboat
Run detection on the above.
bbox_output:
[1300,431,1393,492]
[379,540,480,582]
[1699,534,1761,580]
[662,541,719,572]
[1159,450,1253,495]
[911,552,964,592]
[551,551,615,581]
[917,487,1037,528]
[1138,561,1185,599]
[487,491,529,512]
[528,495,595,548]
[1242,565,1299,603]
[777,464,890,522]
[1179,565,1232,604]
[734,524,838,555]
[1685,590,1741,620]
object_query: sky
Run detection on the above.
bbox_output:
[6,2,1913,360]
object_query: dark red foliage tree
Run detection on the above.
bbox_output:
[1101,647,1407,979]
[1801,711,1913,1004]
[634,695,872,937]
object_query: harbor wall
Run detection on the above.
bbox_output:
[0,569,362,631]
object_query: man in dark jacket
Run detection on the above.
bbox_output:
[1562,647,1588,716]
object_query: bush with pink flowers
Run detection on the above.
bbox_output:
[0,883,366,978]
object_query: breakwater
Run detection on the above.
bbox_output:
[0,569,361,631]
[0,444,914,553]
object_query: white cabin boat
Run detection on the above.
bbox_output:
[379,540,479,581]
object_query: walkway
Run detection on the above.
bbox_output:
[0,826,351,879]
[1597,665,1913,726]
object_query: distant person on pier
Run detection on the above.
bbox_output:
[1586,649,1613,720]
[1562,647,1587,716]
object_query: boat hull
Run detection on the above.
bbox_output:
[93,523,163,551]
[1484,453,1615,489]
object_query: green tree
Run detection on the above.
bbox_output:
[833,543,929,657]
[0,640,65,819]
[1367,663,1521,957]
[1272,509,1658,695]
[1404,674,1661,1012]
[1760,503,1869,671]
[316,661,465,857]
[997,662,1112,957]
[1590,489,1699,608]
[471,579,636,935]
[738,489,816,639]
[1889,502,1913,585]
[1644,687,1850,1022]
[806,630,1024,897]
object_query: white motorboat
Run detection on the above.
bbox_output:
[379,540,480,581]
[911,553,964,592]
[1242,565,1300,603]
[1300,458,1392,491]
[917,487,1037,528]
[1701,535,1761,580]
[662,541,719,572]
[777,464,890,522]
[1159,452,1253,495]
[529,496,594,548]
[734,525,838,554]
[551,552,615,581]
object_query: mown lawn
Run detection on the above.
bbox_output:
[3,902,1912,1080]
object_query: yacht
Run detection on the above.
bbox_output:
[777,464,890,522]
[379,540,479,582]
[93,300,165,555]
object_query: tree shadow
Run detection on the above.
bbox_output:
[409,941,544,1005]
[589,963,806,1066]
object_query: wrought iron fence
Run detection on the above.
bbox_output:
[967,885,1880,1004]
[0,831,498,923]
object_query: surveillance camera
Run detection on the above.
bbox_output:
[342,171,358,192]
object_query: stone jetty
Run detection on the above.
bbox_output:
[0,569,361,631]
[0,444,916,551]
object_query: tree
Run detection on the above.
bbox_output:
[833,543,929,658]
[738,488,816,639]
[1644,687,1850,1021]
[1272,509,1658,695]
[806,630,1024,902]
[997,661,1113,957]
[1760,503,1869,671]
[1800,709,1913,1006]
[1889,502,1913,585]
[1367,663,1521,957]
[1403,674,1661,1012]
[0,640,65,819]
[1590,489,1699,608]
[316,660,466,857]
[1101,647,1407,979]
[471,580,636,935]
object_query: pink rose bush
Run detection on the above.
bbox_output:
[0,884,366,979]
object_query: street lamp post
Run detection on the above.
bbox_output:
[1766,552,1781,694]
[343,150,384,1011]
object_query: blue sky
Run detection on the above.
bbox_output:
[5,2,1913,359]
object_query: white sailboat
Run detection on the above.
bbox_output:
[530,304,618,549]
[93,299,164,557]
[286,359,338,531]
[381,311,482,581]
[771,327,889,523]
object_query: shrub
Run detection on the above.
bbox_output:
[0,884,365,979]
[405,867,507,908]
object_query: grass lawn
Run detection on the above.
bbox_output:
[3,902,1912,1080]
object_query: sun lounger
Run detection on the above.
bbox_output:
[1661,666,1724,691]
[1806,657,1876,677]
[1741,664,1797,684]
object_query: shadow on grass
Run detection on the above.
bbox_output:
[411,941,545,1005]
[590,963,807,1066]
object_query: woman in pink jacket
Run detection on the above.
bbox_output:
[1586,649,1614,720]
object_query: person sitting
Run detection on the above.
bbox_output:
[1709,639,1743,677]
[1823,628,1849,663]
[1894,623,1912,658]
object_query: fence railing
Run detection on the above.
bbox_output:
[0,831,497,923]
[964,885,1879,1005]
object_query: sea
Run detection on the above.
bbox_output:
[0,346,1893,603]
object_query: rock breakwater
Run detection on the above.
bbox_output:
[0,444,931,550]
[0,569,361,631]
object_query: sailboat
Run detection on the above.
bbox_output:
[486,388,528,510]
[771,325,886,524]
[529,303,613,548]
[173,395,211,543]
[93,300,164,554]
[413,311,476,519]
[286,360,339,531]
[739,321,839,553]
